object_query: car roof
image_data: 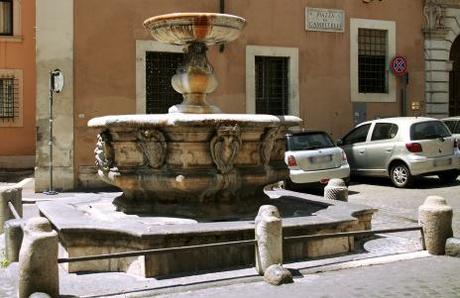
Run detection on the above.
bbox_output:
[442,116,460,121]
[286,129,328,136]
[356,117,440,127]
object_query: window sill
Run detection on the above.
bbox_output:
[0,35,23,43]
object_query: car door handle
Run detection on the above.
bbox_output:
[359,149,366,154]
[385,148,393,153]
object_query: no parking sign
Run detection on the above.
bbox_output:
[390,55,408,76]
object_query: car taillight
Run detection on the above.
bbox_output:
[342,151,348,164]
[406,142,423,153]
[287,155,297,167]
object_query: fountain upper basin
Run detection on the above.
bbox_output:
[143,13,246,45]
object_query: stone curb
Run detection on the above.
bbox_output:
[107,251,431,298]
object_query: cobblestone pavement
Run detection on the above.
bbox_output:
[347,176,460,236]
[160,256,460,298]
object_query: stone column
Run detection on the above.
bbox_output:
[18,217,59,298]
[324,179,348,202]
[4,219,23,262]
[418,196,453,255]
[0,186,22,233]
[255,205,282,275]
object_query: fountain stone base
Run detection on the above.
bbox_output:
[37,191,375,277]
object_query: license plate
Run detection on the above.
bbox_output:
[434,158,452,167]
[309,155,332,163]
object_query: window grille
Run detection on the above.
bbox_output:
[0,0,13,36]
[255,56,289,115]
[0,76,18,122]
[145,51,184,114]
[358,28,387,93]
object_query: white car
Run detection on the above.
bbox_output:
[442,116,460,140]
[284,130,350,189]
[339,117,460,187]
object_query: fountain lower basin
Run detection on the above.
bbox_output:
[38,190,375,277]
[88,113,301,219]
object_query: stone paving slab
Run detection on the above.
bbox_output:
[158,256,460,298]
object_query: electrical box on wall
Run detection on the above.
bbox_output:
[352,102,367,126]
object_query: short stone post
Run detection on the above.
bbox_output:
[4,218,23,262]
[255,205,282,275]
[0,186,23,233]
[18,217,59,298]
[324,179,348,202]
[418,196,453,255]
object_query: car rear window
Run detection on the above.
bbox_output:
[443,120,460,134]
[286,132,335,151]
[410,121,451,140]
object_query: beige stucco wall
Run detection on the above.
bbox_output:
[72,0,425,188]
[35,0,74,191]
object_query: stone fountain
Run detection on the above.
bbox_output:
[87,13,301,219]
[37,13,375,277]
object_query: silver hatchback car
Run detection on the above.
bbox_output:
[284,130,350,188]
[338,117,460,187]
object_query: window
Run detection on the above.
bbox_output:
[358,29,387,93]
[443,120,460,134]
[255,56,289,115]
[145,51,183,114]
[411,121,451,140]
[350,19,395,102]
[343,124,371,145]
[246,46,299,115]
[0,0,12,36]
[0,76,18,121]
[371,123,398,141]
[287,132,335,151]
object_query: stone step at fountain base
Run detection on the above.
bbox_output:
[37,193,375,277]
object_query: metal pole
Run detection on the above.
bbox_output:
[44,72,58,195]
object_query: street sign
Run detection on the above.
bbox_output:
[390,56,408,76]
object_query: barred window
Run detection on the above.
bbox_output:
[358,28,387,93]
[0,0,13,36]
[0,76,18,121]
[145,51,183,114]
[255,56,289,115]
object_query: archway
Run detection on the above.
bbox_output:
[450,36,460,116]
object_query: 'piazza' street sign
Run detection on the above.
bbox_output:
[305,7,345,33]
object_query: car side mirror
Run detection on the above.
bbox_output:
[336,138,344,146]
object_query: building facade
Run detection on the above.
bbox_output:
[36,0,434,190]
[0,0,35,169]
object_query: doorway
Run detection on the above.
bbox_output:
[449,36,460,116]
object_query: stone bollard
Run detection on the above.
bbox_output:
[18,217,59,298]
[418,196,453,255]
[4,218,23,262]
[445,238,460,257]
[0,186,23,233]
[255,205,282,275]
[324,179,348,202]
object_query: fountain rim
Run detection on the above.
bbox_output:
[88,114,302,129]
[143,12,247,45]
[143,12,247,28]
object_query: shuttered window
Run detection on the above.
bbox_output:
[145,51,183,114]
[255,56,289,115]
[358,28,387,93]
[0,0,12,36]
[0,76,18,122]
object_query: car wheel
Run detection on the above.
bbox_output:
[390,163,413,188]
[438,171,459,184]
